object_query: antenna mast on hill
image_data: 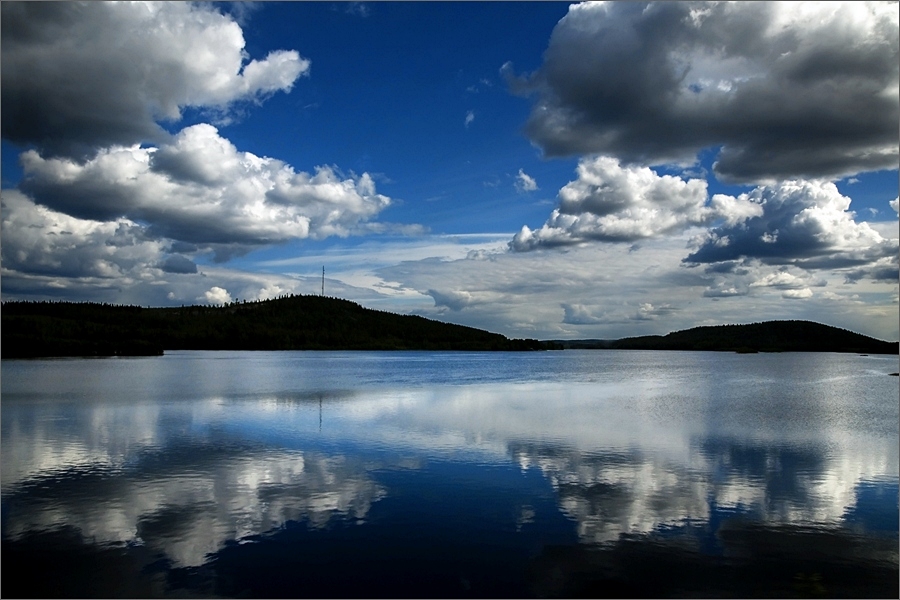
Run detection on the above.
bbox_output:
[321,266,325,297]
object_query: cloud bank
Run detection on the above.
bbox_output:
[511,156,763,250]
[684,180,898,273]
[2,1,309,159]
[506,1,898,182]
[18,124,391,253]
[1,1,397,305]
[502,2,897,338]
[1,1,896,338]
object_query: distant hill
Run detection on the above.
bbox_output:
[1,296,552,358]
[554,320,898,355]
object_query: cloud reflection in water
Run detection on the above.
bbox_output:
[1,351,897,596]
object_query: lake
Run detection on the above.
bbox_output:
[2,350,897,598]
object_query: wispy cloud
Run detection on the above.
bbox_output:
[515,169,538,193]
[344,2,370,18]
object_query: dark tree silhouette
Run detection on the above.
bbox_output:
[1,297,554,358]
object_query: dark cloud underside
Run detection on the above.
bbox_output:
[510,1,898,182]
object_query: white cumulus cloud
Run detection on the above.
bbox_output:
[510,156,760,250]
[685,180,898,276]
[18,124,392,258]
[0,189,166,282]
[203,286,233,305]
[1,1,310,158]
[782,288,814,300]
[507,1,898,182]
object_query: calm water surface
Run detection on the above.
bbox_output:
[2,350,898,597]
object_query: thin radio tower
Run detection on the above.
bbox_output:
[321,266,325,297]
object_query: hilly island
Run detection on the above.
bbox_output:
[557,320,898,355]
[2,297,897,358]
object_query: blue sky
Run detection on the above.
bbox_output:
[2,2,898,340]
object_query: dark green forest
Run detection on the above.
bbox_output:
[4,298,896,358]
[1,296,552,358]
[556,320,898,355]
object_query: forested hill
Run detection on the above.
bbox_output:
[1,296,551,358]
[557,320,898,355]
